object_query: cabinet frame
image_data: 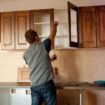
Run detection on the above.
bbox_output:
[1,11,30,50]
[30,9,54,34]
[1,12,15,49]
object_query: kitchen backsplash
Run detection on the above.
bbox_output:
[0,51,26,82]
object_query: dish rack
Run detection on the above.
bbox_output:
[17,66,30,83]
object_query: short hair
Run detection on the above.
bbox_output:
[25,29,38,44]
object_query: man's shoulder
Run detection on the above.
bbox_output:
[43,38,51,53]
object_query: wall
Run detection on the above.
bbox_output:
[0,0,68,12]
[52,48,105,105]
[52,48,105,83]
[1,48,105,82]
[1,0,105,11]
[0,51,25,82]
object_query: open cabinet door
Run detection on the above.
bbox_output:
[68,1,79,47]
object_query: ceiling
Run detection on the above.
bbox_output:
[1,0,105,6]
[0,0,105,12]
[69,0,105,6]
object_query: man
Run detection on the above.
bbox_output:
[23,22,58,105]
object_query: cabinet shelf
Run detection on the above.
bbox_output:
[31,9,69,49]
[39,35,48,38]
[56,35,69,38]
[39,35,69,38]
[34,22,50,25]
[34,21,68,25]
[58,21,68,24]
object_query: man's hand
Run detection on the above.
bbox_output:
[50,54,57,62]
[52,22,58,28]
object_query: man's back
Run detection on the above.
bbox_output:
[23,40,54,86]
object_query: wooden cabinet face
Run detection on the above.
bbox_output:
[15,11,30,49]
[1,11,30,50]
[30,9,70,49]
[0,9,71,49]
[96,6,105,47]
[30,9,55,48]
[1,12,15,49]
[57,90,79,105]
[79,7,96,48]
[79,6,105,48]
[30,9,54,37]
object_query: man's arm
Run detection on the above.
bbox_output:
[43,38,51,53]
[48,22,58,49]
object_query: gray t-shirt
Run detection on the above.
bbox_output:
[23,38,54,86]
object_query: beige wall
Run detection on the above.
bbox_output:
[0,51,26,82]
[51,48,105,105]
[0,0,67,12]
[0,48,105,82]
[52,48,105,83]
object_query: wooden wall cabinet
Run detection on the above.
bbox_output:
[30,9,54,40]
[68,1,79,48]
[0,8,74,49]
[30,9,57,48]
[96,6,105,47]
[1,12,15,49]
[79,7,96,48]
[79,6,105,48]
[15,11,30,49]
[0,8,71,50]
[1,11,30,50]
[30,9,70,49]
[68,1,105,48]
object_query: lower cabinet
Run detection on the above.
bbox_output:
[0,87,31,105]
[57,90,79,105]
[10,88,31,105]
[0,88,79,105]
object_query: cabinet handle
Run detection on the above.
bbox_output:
[26,90,30,95]
[11,89,16,93]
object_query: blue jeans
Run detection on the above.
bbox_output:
[30,80,57,105]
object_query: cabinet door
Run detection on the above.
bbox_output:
[30,9,54,47]
[68,1,79,47]
[0,14,1,42]
[15,11,30,49]
[1,12,15,49]
[10,88,31,105]
[54,9,69,48]
[79,7,96,48]
[96,6,105,47]
[30,9,54,36]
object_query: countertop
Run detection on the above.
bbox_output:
[0,82,65,89]
[0,82,105,90]
[0,82,31,88]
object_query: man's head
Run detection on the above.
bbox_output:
[25,29,40,44]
